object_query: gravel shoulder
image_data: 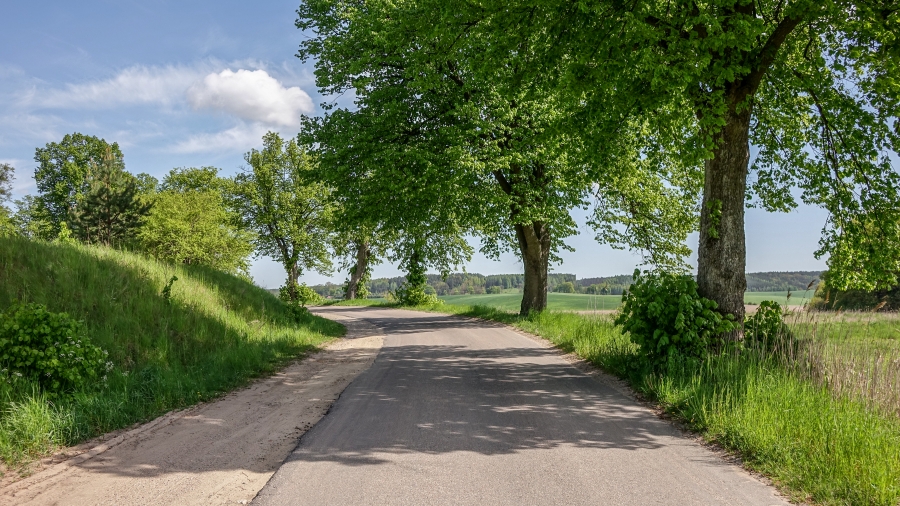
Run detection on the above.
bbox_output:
[1,312,383,506]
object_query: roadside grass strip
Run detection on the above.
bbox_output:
[423,303,900,506]
[0,237,343,468]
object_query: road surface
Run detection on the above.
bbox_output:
[253,307,788,506]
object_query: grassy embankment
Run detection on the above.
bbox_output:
[0,236,343,469]
[405,301,898,505]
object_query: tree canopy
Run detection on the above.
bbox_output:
[139,190,253,275]
[296,0,700,314]
[322,0,899,330]
[229,132,333,300]
[69,148,151,248]
[34,132,124,235]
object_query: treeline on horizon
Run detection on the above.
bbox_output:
[308,271,822,298]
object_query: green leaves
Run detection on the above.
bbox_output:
[0,303,109,395]
[616,269,736,370]
[33,133,123,236]
[69,146,151,248]
[228,132,334,288]
[139,189,253,275]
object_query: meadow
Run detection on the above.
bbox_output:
[437,291,811,312]
[0,237,343,468]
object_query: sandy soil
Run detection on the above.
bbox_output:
[0,311,383,506]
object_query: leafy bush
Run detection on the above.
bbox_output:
[615,270,735,370]
[0,303,109,394]
[744,300,791,350]
[296,284,322,306]
[392,257,443,306]
[555,281,576,293]
[279,281,322,307]
[392,283,442,306]
[278,281,323,321]
[487,286,503,295]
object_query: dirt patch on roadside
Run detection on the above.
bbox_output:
[1,311,383,506]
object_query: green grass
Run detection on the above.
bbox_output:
[745,290,815,306]
[438,291,812,312]
[0,236,343,468]
[439,293,623,311]
[419,302,900,505]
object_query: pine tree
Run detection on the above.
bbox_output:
[70,148,151,247]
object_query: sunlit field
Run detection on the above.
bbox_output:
[437,291,811,312]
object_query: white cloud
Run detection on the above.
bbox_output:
[186,69,313,127]
[34,65,205,108]
[0,112,65,145]
[171,123,270,154]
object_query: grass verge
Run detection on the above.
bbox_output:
[415,302,900,506]
[0,237,344,469]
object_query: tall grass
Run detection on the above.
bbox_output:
[0,236,343,468]
[432,303,900,505]
[785,311,900,420]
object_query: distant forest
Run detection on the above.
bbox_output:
[308,271,822,298]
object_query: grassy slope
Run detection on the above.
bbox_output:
[0,236,343,466]
[417,303,900,505]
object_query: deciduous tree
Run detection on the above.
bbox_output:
[138,190,253,274]
[398,0,899,337]
[0,163,15,237]
[34,133,123,235]
[229,132,333,301]
[297,0,698,314]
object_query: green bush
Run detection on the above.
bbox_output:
[279,281,322,307]
[615,270,735,370]
[744,300,790,350]
[555,281,576,293]
[392,283,442,306]
[392,259,442,306]
[0,303,109,394]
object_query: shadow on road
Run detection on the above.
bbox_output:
[285,308,685,467]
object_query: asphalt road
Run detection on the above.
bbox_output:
[253,307,788,506]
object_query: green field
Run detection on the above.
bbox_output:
[744,291,814,306]
[439,293,622,311]
[439,291,812,311]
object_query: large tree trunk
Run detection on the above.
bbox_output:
[696,100,751,341]
[517,221,550,315]
[345,241,370,300]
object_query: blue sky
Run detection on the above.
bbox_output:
[1,1,829,288]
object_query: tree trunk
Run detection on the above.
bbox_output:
[345,241,370,300]
[288,262,300,302]
[517,221,550,315]
[696,100,751,341]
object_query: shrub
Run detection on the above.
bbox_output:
[0,303,109,395]
[615,269,735,370]
[744,300,791,350]
[296,284,322,306]
[278,281,323,321]
[487,286,503,294]
[392,257,442,306]
[555,281,576,293]
[392,283,442,306]
[279,281,322,307]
